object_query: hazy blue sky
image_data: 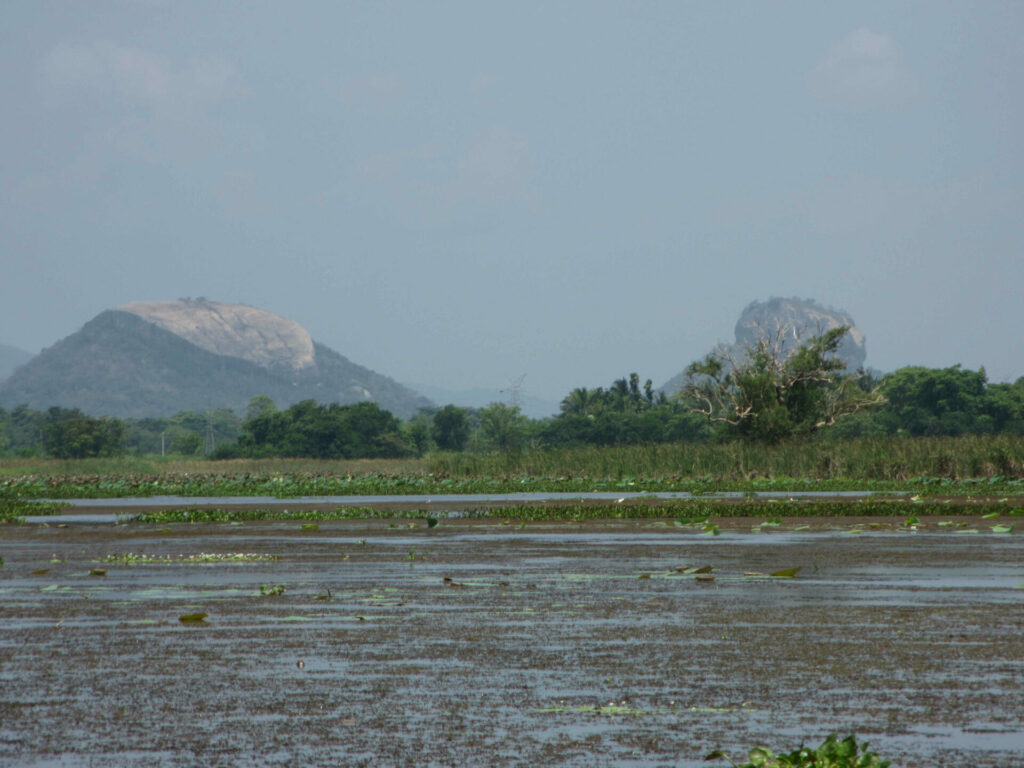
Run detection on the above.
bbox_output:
[2,1,1022,401]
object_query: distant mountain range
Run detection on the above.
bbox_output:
[0,300,432,419]
[0,343,34,384]
[407,382,560,419]
[661,297,868,395]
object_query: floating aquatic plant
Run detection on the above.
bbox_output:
[96,552,278,564]
[770,567,802,578]
[706,733,889,768]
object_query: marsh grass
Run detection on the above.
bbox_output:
[427,435,1024,481]
[3,436,1023,499]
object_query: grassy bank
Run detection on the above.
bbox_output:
[1,435,1023,499]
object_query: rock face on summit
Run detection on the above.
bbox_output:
[119,300,316,373]
[0,300,431,419]
[732,297,866,371]
[661,297,867,395]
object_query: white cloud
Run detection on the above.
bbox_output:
[808,28,917,110]
[42,41,242,116]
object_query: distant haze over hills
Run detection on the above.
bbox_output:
[407,382,560,420]
[0,343,33,384]
[0,299,431,419]
[661,297,868,395]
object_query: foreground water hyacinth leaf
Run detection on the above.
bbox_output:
[770,567,802,578]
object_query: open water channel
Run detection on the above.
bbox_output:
[1,512,1022,766]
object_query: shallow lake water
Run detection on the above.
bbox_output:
[1,516,1021,767]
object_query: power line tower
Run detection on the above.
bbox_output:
[204,412,216,455]
[501,374,526,409]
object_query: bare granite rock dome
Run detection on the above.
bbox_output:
[660,297,867,395]
[118,299,316,373]
[734,297,866,371]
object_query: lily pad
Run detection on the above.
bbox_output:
[770,567,802,578]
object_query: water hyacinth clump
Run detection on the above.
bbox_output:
[707,733,890,768]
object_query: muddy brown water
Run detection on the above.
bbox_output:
[1,515,1022,767]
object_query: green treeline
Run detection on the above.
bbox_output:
[2,344,1024,461]
[834,365,1024,437]
[0,405,241,459]
[224,399,409,459]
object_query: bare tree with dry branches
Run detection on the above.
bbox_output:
[681,324,884,442]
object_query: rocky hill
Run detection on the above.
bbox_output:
[0,300,431,418]
[661,297,867,395]
[0,343,33,384]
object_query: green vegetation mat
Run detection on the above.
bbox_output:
[0,494,67,523]
[4,471,1024,500]
[126,499,1024,525]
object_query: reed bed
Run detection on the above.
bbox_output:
[2,436,1022,490]
[426,435,1024,481]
